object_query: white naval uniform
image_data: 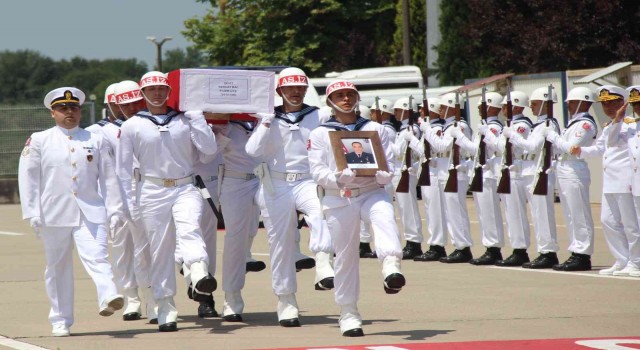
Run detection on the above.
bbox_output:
[245,105,333,296]
[424,117,473,249]
[393,120,423,244]
[583,121,640,268]
[308,117,401,306]
[213,121,261,316]
[483,114,535,251]
[116,109,217,303]
[547,112,597,255]
[19,126,124,328]
[454,116,506,249]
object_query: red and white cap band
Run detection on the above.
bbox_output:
[326,80,358,96]
[278,75,308,87]
[106,93,116,103]
[140,75,169,88]
[116,90,143,104]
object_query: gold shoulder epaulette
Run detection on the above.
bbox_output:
[624,116,635,124]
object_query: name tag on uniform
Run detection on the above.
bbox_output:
[286,173,298,182]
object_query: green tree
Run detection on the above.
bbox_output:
[390,0,427,78]
[162,47,209,71]
[0,50,58,103]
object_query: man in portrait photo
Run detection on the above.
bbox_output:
[346,141,375,164]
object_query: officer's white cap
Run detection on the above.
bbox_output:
[626,85,640,103]
[44,87,85,110]
[596,85,626,102]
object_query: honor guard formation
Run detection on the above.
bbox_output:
[18,66,640,338]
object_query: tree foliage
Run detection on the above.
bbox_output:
[390,0,427,76]
[162,47,209,71]
[437,0,640,85]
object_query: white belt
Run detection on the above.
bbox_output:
[270,170,311,182]
[224,169,257,180]
[142,174,194,187]
[323,185,381,198]
[520,154,538,161]
[200,175,218,182]
[435,152,450,158]
[558,155,583,162]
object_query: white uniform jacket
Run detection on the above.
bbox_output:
[608,118,640,196]
[483,114,535,177]
[394,120,422,175]
[581,123,632,194]
[19,126,124,226]
[424,117,473,180]
[454,116,504,179]
[548,112,598,178]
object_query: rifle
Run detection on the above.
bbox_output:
[373,96,381,123]
[496,88,513,194]
[444,92,461,193]
[195,174,223,222]
[469,86,488,192]
[417,87,431,187]
[532,84,554,195]
[396,96,414,193]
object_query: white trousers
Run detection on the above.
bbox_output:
[557,176,595,255]
[324,189,402,305]
[359,182,395,244]
[529,174,559,253]
[111,213,152,292]
[503,175,533,249]
[258,179,331,295]
[472,178,505,248]
[392,174,423,243]
[221,177,260,293]
[139,181,208,300]
[442,177,472,249]
[41,216,118,327]
[601,192,640,268]
[420,174,447,247]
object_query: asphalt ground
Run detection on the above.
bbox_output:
[0,199,638,350]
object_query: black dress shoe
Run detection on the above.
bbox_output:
[279,318,301,327]
[192,274,217,301]
[198,301,219,318]
[439,247,473,263]
[246,260,267,273]
[470,247,502,265]
[159,322,177,332]
[383,273,406,294]
[342,328,364,337]
[402,241,423,260]
[123,312,141,321]
[553,253,591,271]
[295,257,315,271]
[495,249,529,267]
[359,242,377,258]
[414,245,446,262]
[223,314,243,322]
[187,285,194,300]
[523,252,559,269]
[315,277,334,290]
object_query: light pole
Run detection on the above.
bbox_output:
[146,36,173,71]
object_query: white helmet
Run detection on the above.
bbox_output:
[439,92,465,108]
[479,92,503,108]
[427,97,441,114]
[114,80,143,105]
[565,87,594,102]
[501,91,529,108]
[278,67,308,88]
[104,83,118,104]
[393,97,417,111]
[530,87,558,103]
[596,85,626,102]
[358,105,371,119]
[325,80,359,112]
[140,71,169,89]
[371,98,394,115]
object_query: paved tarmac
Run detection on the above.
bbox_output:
[0,200,638,350]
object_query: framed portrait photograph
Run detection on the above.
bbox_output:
[329,130,389,176]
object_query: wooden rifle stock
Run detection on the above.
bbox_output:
[195,175,223,222]
[532,85,554,195]
[396,96,414,193]
[444,94,461,193]
[417,97,431,186]
[469,87,488,192]
[496,90,513,194]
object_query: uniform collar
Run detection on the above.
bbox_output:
[56,125,80,136]
[487,116,499,122]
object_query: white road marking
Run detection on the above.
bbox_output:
[488,266,640,280]
[0,335,49,350]
[0,231,24,236]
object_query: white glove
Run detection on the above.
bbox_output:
[29,217,42,239]
[337,168,356,185]
[401,129,415,142]
[450,126,463,139]
[546,129,560,143]
[541,125,554,138]
[477,124,489,135]
[252,113,275,125]
[184,110,204,120]
[375,170,393,185]
[502,126,514,138]
[419,119,432,134]
[109,215,125,240]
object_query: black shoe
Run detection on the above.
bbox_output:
[315,277,334,291]
[295,257,315,271]
[470,247,503,265]
[197,300,219,318]
[402,241,423,260]
[279,318,301,327]
[246,260,267,273]
[223,314,243,322]
[123,312,141,321]
[159,322,177,332]
[439,247,473,263]
[342,328,364,337]
[149,318,158,324]
[553,253,591,271]
[495,249,529,267]
[187,285,193,300]
[383,273,406,294]
[359,242,377,258]
[414,245,446,262]
[192,274,217,301]
[523,252,559,269]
